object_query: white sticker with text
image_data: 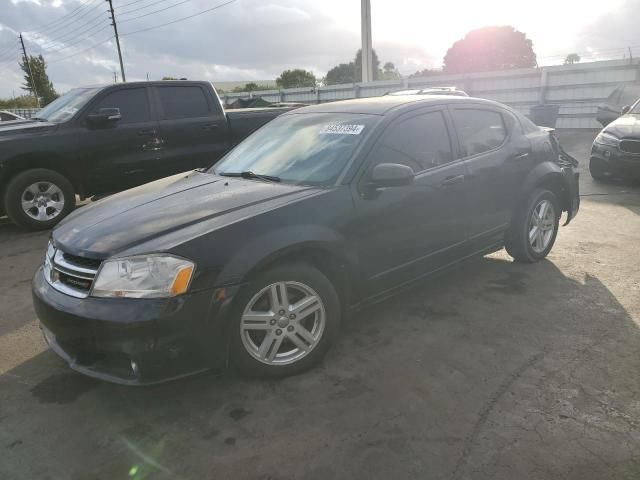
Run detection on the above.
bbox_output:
[319,124,365,135]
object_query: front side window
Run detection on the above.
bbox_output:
[368,111,453,173]
[91,88,151,124]
[156,86,210,120]
[452,109,507,157]
[213,113,379,186]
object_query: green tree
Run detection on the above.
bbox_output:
[409,68,443,78]
[20,54,58,106]
[325,49,382,85]
[380,61,400,80]
[0,95,39,109]
[276,69,316,89]
[564,53,581,65]
[162,76,178,80]
[443,26,537,74]
[231,83,273,93]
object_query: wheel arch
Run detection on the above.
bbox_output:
[520,162,572,215]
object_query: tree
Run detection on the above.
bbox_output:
[564,53,581,65]
[19,54,58,106]
[231,83,273,93]
[276,69,316,89]
[409,68,443,78]
[162,76,178,80]
[325,49,382,85]
[443,26,537,74]
[380,61,400,80]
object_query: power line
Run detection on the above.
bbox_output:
[34,24,112,54]
[119,0,191,23]
[34,13,110,50]
[29,5,107,45]
[47,35,115,63]
[117,0,154,9]
[117,0,174,16]
[30,0,102,37]
[120,0,236,36]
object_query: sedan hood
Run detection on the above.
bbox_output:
[604,114,640,138]
[53,171,319,257]
[0,119,57,138]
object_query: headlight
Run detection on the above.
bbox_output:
[92,255,195,299]
[595,132,620,147]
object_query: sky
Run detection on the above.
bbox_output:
[0,0,638,98]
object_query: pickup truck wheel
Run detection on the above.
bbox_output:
[505,189,560,263]
[231,263,340,378]
[4,169,76,231]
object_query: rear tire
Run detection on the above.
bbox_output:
[505,189,560,263]
[4,169,76,231]
[230,263,341,378]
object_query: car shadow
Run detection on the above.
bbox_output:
[2,254,640,480]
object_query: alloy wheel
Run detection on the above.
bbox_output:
[529,199,555,253]
[240,281,326,365]
[21,182,65,222]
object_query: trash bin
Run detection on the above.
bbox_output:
[529,104,560,128]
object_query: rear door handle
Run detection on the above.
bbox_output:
[200,123,219,130]
[441,174,465,187]
[138,129,157,136]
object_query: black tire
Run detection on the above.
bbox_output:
[230,263,341,378]
[4,169,76,231]
[589,157,610,182]
[505,189,560,263]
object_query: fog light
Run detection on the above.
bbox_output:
[604,150,611,158]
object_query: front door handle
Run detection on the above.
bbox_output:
[200,123,219,130]
[512,151,530,161]
[138,129,157,136]
[441,174,465,187]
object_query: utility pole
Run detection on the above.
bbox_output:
[112,71,118,83]
[106,0,126,82]
[18,33,40,107]
[360,0,373,83]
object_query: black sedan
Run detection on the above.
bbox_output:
[590,98,640,181]
[32,95,580,384]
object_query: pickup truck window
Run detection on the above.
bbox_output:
[91,88,151,124]
[213,113,379,186]
[32,87,101,123]
[156,86,210,120]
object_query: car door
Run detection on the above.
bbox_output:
[80,86,162,194]
[351,108,470,297]
[153,84,230,177]
[449,106,531,249]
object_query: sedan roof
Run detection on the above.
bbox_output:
[293,95,502,116]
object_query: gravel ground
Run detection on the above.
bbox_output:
[1,130,639,480]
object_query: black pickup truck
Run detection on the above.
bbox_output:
[0,81,294,230]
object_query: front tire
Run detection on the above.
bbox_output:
[231,263,341,378]
[4,169,76,231]
[505,189,560,263]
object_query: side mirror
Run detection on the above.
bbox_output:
[369,163,414,188]
[87,107,121,125]
[621,105,631,115]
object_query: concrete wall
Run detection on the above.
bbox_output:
[222,59,640,129]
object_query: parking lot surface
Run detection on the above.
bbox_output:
[1,131,640,480]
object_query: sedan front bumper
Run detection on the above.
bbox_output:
[32,266,235,385]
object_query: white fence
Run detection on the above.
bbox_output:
[222,59,640,129]
[4,108,39,119]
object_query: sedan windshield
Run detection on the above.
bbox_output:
[212,112,379,186]
[33,87,101,123]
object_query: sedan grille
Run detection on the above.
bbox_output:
[45,247,101,298]
[619,139,640,155]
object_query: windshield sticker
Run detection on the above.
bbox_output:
[319,124,365,135]
[60,107,78,115]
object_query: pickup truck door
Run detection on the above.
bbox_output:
[79,86,162,194]
[351,108,471,297]
[152,84,230,177]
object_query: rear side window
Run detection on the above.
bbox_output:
[452,109,507,157]
[91,88,150,124]
[156,86,210,120]
[370,111,453,173]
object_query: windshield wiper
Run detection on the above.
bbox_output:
[30,117,48,122]
[218,171,281,183]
